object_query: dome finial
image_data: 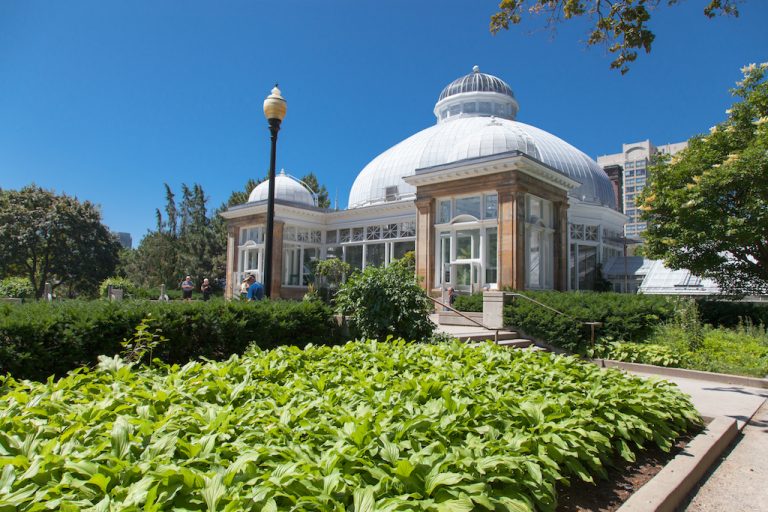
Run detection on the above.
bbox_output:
[472,65,480,73]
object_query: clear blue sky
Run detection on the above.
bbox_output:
[2,1,766,245]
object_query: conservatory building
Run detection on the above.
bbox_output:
[220,67,626,299]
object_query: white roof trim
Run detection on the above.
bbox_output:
[403,151,581,191]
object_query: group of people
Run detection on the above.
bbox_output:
[239,274,264,301]
[177,274,264,301]
[180,275,213,301]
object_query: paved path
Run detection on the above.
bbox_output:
[626,370,768,511]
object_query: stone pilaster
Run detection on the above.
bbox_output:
[498,186,526,290]
[225,225,239,299]
[415,197,435,292]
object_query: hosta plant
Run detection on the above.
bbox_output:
[0,340,699,511]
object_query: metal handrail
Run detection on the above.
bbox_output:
[504,292,602,345]
[428,295,499,344]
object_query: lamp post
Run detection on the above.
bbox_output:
[262,84,287,298]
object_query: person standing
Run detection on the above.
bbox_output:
[239,276,250,300]
[181,275,194,301]
[246,275,264,301]
[200,278,212,301]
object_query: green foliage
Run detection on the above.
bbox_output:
[673,299,704,351]
[0,340,700,510]
[591,340,682,367]
[640,63,768,295]
[0,185,121,297]
[314,258,352,289]
[301,172,331,208]
[122,183,225,291]
[490,0,739,73]
[697,299,768,328]
[648,322,768,377]
[99,276,135,298]
[0,299,337,381]
[335,260,434,341]
[503,290,675,352]
[453,292,484,312]
[0,277,34,299]
[120,315,167,364]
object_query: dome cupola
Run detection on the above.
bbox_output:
[433,66,519,123]
[248,170,316,206]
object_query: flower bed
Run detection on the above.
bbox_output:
[0,340,700,511]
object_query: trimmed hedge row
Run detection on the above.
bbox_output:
[0,299,338,381]
[503,291,676,352]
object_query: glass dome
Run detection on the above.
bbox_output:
[438,65,515,102]
[348,67,616,210]
[248,170,316,206]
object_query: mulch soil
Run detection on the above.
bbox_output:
[556,432,699,512]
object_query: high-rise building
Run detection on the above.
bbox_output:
[115,232,132,249]
[597,140,687,238]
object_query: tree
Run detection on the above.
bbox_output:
[490,0,739,73]
[300,172,331,208]
[226,178,264,207]
[638,63,768,295]
[0,185,121,297]
[122,183,226,290]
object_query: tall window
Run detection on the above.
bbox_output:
[525,195,554,289]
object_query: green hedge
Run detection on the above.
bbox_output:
[452,293,483,312]
[0,299,338,381]
[503,291,676,352]
[697,300,768,328]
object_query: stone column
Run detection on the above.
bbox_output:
[415,197,435,292]
[270,221,285,297]
[226,224,239,299]
[498,186,526,290]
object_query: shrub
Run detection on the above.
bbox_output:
[649,323,768,377]
[335,260,434,341]
[697,299,768,328]
[452,292,483,312]
[98,276,135,298]
[503,290,675,352]
[0,277,34,299]
[0,299,338,381]
[0,340,700,511]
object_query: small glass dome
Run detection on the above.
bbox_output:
[434,66,519,122]
[438,65,515,101]
[248,170,316,206]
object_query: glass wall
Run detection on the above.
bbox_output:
[325,220,416,272]
[525,195,554,289]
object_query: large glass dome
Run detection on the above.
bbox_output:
[348,68,616,210]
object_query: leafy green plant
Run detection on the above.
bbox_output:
[591,340,682,367]
[335,259,434,341]
[0,277,34,299]
[121,315,167,364]
[0,340,700,511]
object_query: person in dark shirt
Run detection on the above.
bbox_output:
[246,275,264,301]
[200,278,212,301]
[181,276,194,301]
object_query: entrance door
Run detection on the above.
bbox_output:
[453,229,481,292]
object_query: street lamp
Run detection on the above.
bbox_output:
[262,84,287,298]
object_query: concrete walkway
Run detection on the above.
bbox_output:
[625,369,768,511]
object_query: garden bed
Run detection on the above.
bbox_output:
[0,340,700,511]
